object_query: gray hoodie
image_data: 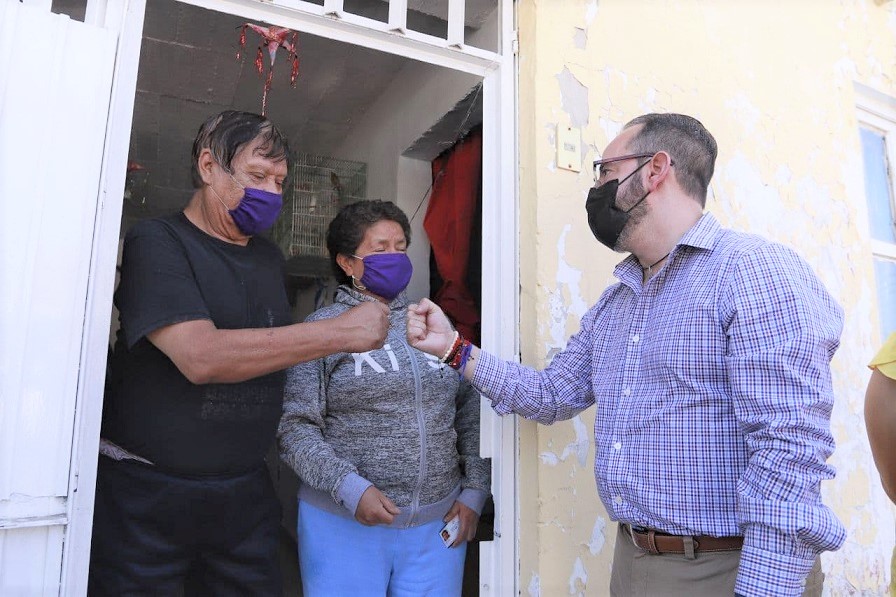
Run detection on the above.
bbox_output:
[278,286,490,528]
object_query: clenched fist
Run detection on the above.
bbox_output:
[406,298,456,358]
[335,301,390,353]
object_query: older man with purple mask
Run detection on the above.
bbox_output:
[90,110,389,595]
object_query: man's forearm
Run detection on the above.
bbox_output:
[149,318,363,384]
[197,319,362,382]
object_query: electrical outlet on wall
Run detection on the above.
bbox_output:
[557,126,581,173]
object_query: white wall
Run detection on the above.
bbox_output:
[328,59,481,300]
[397,156,436,301]
[327,8,499,301]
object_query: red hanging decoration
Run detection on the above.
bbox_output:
[236,23,300,116]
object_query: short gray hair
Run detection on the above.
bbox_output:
[623,113,717,206]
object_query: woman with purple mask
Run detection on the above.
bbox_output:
[278,200,490,596]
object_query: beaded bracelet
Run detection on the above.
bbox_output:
[440,331,461,363]
[456,341,474,376]
[443,337,465,366]
[447,337,472,370]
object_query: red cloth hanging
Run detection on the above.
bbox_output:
[424,128,482,344]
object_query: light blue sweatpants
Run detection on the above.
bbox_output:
[296,501,468,597]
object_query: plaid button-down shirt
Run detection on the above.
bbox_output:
[473,213,845,596]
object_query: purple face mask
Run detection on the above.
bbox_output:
[210,171,283,236]
[353,252,413,301]
[228,187,283,236]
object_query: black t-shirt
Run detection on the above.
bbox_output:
[103,212,292,476]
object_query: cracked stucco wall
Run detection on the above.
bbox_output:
[516,0,896,594]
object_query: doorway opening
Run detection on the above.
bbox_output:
[94,0,502,593]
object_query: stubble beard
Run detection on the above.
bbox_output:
[613,175,649,253]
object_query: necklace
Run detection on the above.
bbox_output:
[641,252,671,275]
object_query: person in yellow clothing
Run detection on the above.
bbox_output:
[866,332,896,504]
[866,333,896,597]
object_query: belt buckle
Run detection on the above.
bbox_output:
[627,524,660,555]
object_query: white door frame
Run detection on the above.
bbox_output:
[71,0,519,594]
[62,0,147,593]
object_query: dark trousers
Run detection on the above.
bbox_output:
[88,456,282,596]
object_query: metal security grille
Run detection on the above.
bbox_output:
[272,154,367,258]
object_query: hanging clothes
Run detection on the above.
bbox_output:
[424,126,482,344]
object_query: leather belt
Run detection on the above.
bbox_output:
[623,524,743,555]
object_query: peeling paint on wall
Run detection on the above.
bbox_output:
[719,152,788,236]
[587,515,607,555]
[564,416,590,468]
[568,557,588,595]
[556,67,590,129]
[597,116,623,153]
[724,92,761,134]
[527,572,540,597]
[545,122,558,172]
[548,225,589,353]
[519,0,896,593]
[540,415,591,468]
[584,0,598,26]
[539,451,560,466]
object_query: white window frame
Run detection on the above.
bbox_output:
[69,1,520,595]
[856,83,896,341]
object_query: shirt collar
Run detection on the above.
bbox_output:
[676,212,721,251]
[613,212,721,282]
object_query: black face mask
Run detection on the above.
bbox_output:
[585,160,651,249]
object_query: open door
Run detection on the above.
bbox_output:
[0,1,144,594]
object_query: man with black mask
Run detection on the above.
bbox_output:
[407,113,845,596]
[89,110,390,595]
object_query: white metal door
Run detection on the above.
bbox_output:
[0,1,144,594]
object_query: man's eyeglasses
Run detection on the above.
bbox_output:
[592,153,655,183]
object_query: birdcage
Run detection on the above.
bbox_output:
[272,154,367,259]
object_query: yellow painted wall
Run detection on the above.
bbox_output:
[516,0,896,594]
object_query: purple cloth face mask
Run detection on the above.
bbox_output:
[353,252,413,301]
[228,186,283,236]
